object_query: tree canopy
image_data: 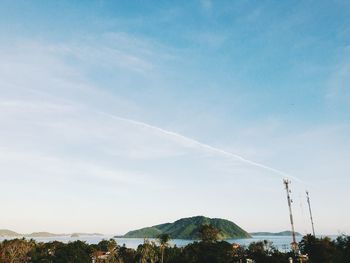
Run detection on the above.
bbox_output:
[1,234,349,263]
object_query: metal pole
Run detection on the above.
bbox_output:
[306,191,316,236]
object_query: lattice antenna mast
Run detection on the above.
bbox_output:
[283,179,298,252]
[306,191,316,236]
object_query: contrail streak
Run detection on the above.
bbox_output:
[98,111,302,182]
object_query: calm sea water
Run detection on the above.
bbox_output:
[0,235,305,251]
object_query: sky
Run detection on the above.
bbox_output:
[0,0,349,235]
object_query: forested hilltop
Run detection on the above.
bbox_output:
[124,216,251,239]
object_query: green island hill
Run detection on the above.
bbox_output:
[123,216,251,240]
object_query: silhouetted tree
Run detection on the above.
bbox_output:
[136,239,159,263]
[334,235,350,263]
[54,240,92,263]
[198,224,220,243]
[158,233,171,263]
[299,234,336,263]
[2,234,350,263]
[0,238,33,263]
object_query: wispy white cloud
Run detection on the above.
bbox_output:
[1,33,349,234]
[0,38,287,233]
[98,111,299,181]
[0,38,296,180]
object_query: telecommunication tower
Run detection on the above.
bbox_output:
[283,179,298,252]
[306,191,316,236]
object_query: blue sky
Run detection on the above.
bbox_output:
[0,0,349,235]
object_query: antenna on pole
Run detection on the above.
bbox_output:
[306,190,315,236]
[283,179,298,253]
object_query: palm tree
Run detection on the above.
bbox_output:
[139,239,158,263]
[106,239,118,263]
[158,234,171,263]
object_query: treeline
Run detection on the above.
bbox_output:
[0,232,349,262]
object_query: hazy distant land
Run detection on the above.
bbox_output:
[0,229,103,238]
[1,216,300,239]
[249,231,302,236]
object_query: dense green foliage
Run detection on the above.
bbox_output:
[1,233,350,263]
[299,234,350,263]
[124,216,251,239]
[198,224,220,243]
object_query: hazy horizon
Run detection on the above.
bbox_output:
[0,215,341,236]
[1,1,349,236]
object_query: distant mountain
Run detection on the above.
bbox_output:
[71,233,103,237]
[26,232,66,237]
[0,229,21,237]
[0,229,102,238]
[250,231,302,236]
[124,216,251,240]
